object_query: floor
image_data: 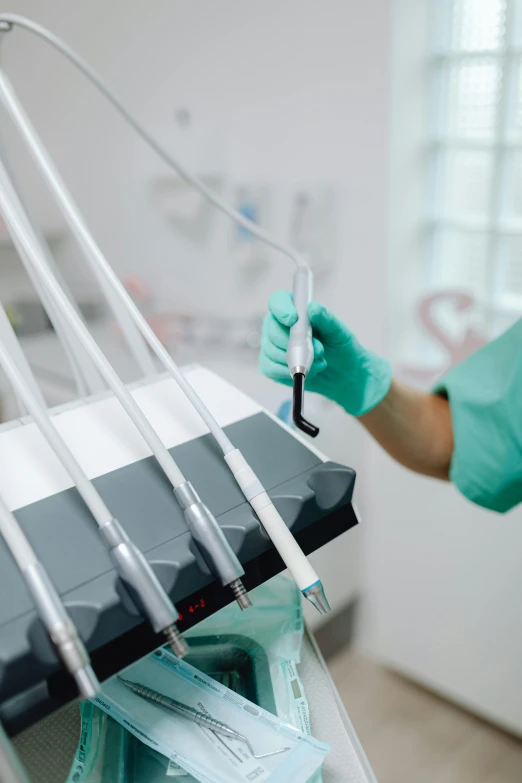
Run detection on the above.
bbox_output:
[328,648,522,783]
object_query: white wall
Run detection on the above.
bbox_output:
[358,0,522,737]
[0,0,393,622]
[0,0,391,343]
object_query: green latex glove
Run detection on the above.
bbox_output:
[259,290,392,417]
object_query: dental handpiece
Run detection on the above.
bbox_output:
[287,267,319,438]
[0,300,186,659]
[117,677,290,759]
[0,146,249,614]
[0,15,328,615]
[0,492,99,700]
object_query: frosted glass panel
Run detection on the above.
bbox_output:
[426,0,522,323]
[446,60,501,139]
[442,150,493,219]
[504,151,522,221]
[431,228,489,297]
[451,0,506,52]
[514,0,522,43]
[511,60,522,138]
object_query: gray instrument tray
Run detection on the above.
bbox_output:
[0,412,356,734]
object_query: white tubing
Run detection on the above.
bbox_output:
[19,258,92,399]
[12,230,104,398]
[0,336,112,527]
[0,15,305,270]
[0,153,186,489]
[224,449,320,589]
[253,499,319,590]
[0,14,310,453]
[0,492,37,570]
[0,67,233,454]
[0,15,324,601]
[0,70,155,380]
[0,300,45,413]
[0,133,104,397]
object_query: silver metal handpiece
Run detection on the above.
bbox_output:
[117,677,290,759]
[100,519,187,658]
[173,483,251,610]
[24,562,99,699]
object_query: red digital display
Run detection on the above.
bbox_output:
[177,597,206,624]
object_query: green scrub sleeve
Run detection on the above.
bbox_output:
[433,319,522,513]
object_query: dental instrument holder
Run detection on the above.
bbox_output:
[0,397,357,737]
[288,267,319,438]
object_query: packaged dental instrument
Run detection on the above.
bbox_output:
[93,647,330,783]
[67,575,321,782]
[67,701,197,782]
[184,575,321,783]
[184,574,311,733]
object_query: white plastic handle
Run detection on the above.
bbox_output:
[287,266,314,377]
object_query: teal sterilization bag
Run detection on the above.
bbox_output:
[66,575,327,783]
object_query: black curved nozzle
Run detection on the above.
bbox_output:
[292,373,320,438]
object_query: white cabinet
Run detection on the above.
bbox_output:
[359,439,522,736]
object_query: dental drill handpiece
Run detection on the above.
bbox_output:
[0,170,246,640]
[0,313,186,659]
[0,141,249,614]
[117,677,290,759]
[0,492,99,700]
[0,15,325,615]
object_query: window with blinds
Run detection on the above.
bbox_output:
[428,0,522,318]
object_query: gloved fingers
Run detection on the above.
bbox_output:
[263,334,325,367]
[259,353,294,385]
[309,301,351,346]
[268,290,298,327]
[260,352,327,383]
[263,313,291,351]
[312,337,325,361]
[262,340,288,366]
[308,356,328,378]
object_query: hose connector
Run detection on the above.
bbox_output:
[100,518,187,656]
[23,562,99,699]
[174,482,250,609]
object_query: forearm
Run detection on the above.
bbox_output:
[358,379,453,480]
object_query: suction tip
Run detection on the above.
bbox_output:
[302,581,331,615]
[229,578,252,610]
[164,624,188,658]
[75,664,100,699]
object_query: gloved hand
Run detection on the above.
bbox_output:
[259,290,392,417]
